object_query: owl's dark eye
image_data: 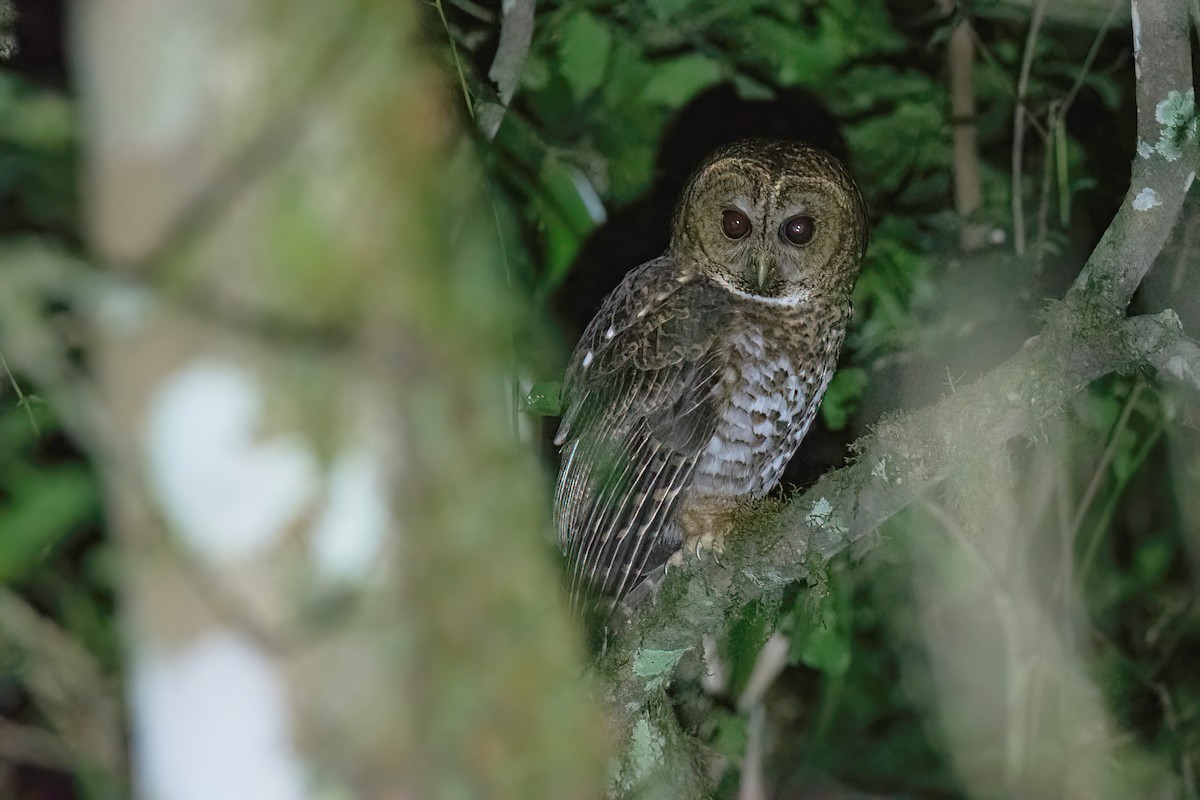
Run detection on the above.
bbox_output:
[720,209,751,240]
[782,215,816,245]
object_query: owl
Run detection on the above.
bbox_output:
[554,139,869,609]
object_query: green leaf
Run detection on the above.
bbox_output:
[0,395,55,467]
[0,467,98,584]
[520,381,562,416]
[647,0,700,18]
[0,73,75,148]
[820,367,868,431]
[1110,428,1140,482]
[1075,389,1120,434]
[794,616,851,676]
[641,54,724,108]
[731,74,775,101]
[1133,536,1173,585]
[726,599,780,697]
[519,53,551,91]
[788,583,851,677]
[530,155,599,287]
[1083,72,1122,111]
[709,708,748,761]
[557,12,612,101]
[1055,114,1070,228]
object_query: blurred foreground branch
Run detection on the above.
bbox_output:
[0,1,605,798]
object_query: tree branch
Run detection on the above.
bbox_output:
[1012,0,1049,256]
[612,311,1192,657]
[1067,0,1198,314]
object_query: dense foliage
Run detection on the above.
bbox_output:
[1,1,1197,797]
[437,1,1198,794]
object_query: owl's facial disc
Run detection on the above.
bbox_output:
[672,141,868,303]
[701,189,830,300]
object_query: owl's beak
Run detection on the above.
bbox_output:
[754,257,774,291]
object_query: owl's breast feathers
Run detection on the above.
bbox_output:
[692,303,845,499]
[554,256,847,604]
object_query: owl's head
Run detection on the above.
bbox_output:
[670,139,869,302]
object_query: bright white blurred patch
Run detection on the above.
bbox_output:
[132,630,308,800]
[92,281,154,336]
[146,360,318,563]
[1132,187,1162,211]
[309,446,389,583]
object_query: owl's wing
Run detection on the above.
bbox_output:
[554,257,731,606]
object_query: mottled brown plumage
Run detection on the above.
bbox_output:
[555,139,869,608]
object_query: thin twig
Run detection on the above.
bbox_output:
[1012,0,1050,256]
[0,346,40,436]
[434,0,477,124]
[1151,682,1198,795]
[1061,0,1124,115]
[447,0,495,24]
[1039,0,1123,249]
[1076,418,1164,587]
[1034,102,1057,272]
[966,22,1050,141]
[488,185,524,443]
[1070,382,1144,541]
